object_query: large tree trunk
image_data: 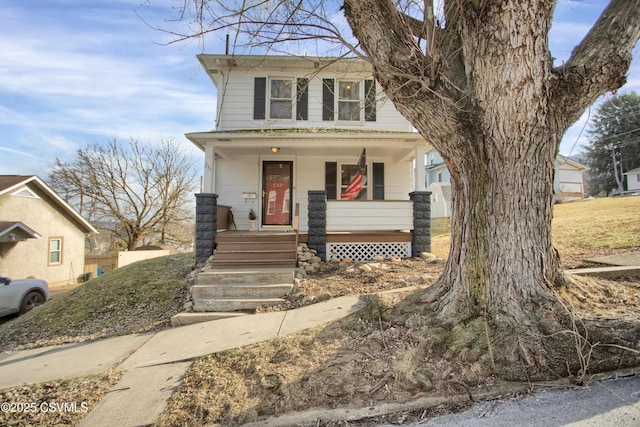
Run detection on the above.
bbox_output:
[343,0,640,379]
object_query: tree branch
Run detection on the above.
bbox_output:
[552,0,640,131]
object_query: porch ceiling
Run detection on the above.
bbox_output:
[186,131,429,162]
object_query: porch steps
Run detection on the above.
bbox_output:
[193,269,294,312]
[190,232,297,313]
[211,231,297,269]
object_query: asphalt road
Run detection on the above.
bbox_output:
[413,374,640,426]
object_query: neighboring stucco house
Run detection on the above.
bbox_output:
[623,166,640,193]
[425,148,587,217]
[0,175,97,288]
[187,55,432,263]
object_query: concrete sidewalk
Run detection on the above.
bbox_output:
[0,295,366,426]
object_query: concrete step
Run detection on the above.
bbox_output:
[193,297,286,312]
[191,283,294,299]
[566,266,640,279]
[170,311,249,327]
[196,268,295,286]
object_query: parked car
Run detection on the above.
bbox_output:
[0,276,50,317]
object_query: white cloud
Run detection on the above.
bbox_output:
[0,0,216,177]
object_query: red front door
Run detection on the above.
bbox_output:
[262,161,293,226]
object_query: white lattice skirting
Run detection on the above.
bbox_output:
[326,242,412,261]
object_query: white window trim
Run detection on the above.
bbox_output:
[338,160,370,200]
[267,76,295,121]
[336,79,364,124]
[48,237,63,266]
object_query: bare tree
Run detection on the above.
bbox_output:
[50,139,197,251]
[160,0,640,379]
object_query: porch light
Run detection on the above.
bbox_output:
[271,147,280,153]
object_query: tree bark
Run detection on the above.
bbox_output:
[343,0,640,379]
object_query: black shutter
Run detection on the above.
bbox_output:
[296,78,309,120]
[253,77,266,120]
[365,79,377,122]
[325,162,337,200]
[373,162,384,200]
[322,79,335,121]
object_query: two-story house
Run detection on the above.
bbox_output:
[188,55,432,264]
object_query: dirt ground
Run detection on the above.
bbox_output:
[157,255,640,426]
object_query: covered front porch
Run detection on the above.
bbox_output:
[195,191,431,264]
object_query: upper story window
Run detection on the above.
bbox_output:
[338,80,361,121]
[269,78,294,119]
[254,77,308,121]
[323,78,376,123]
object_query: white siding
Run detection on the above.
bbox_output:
[384,160,413,199]
[215,154,414,231]
[215,156,261,230]
[216,69,412,132]
[556,164,585,201]
[326,201,413,231]
[558,168,583,184]
[627,172,640,191]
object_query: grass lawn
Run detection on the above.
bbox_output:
[431,196,640,267]
[0,253,195,351]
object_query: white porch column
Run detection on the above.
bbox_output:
[414,145,426,191]
[203,145,216,193]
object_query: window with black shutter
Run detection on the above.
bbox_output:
[253,77,266,120]
[365,80,377,122]
[325,162,337,200]
[372,162,384,199]
[296,78,309,120]
[322,79,335,121]
[323,78,377,122]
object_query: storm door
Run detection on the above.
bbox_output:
[262,161,293,226]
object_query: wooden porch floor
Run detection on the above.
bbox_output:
[216,230,412,243]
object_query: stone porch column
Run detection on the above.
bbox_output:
[307,190,327,260]
[195,193,218,265]
[410,191,431,255]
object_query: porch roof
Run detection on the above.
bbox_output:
[186,129,429,162]
[0,221,41,242]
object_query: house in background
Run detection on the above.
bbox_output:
[188,55,432,264]
[0,175,97,288]
[623,166,640,193]
[425,148,588,218]
[554,155,588,202]
[425,149,451,187]
[426,182,451,218]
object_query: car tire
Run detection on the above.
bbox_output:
[19,291,45,314]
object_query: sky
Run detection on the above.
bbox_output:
[0,0,639,177]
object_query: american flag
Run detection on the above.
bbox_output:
[341,149,366,200]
